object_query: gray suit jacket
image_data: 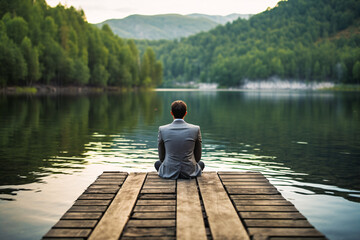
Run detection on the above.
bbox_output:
[158,119,202,179]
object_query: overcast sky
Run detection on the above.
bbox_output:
[46,0,280,23]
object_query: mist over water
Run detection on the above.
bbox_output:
[0,90,359,240]
[242,78,335,90]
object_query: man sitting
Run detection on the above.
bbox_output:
[154,100,205,179]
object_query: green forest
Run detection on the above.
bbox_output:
[138,0,360,87]
[1,0,360,88]
[0,0,162,88]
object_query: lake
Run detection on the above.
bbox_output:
[0,90,359,240]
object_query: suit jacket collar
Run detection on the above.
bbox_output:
[172,119,185,124]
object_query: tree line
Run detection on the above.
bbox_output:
[0,0,162,88]
[137,0,360,87]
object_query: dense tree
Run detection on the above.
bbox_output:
[21,37,41,84]
[353,61,360,84]
[0,21,27,86]
[0,0,162,88]
[140,48,163,87]
[137,0,360,87]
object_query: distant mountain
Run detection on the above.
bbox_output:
[95,13,248,40]
[187,13,252,24]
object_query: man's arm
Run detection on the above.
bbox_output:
[194,127,202,162]
[158,128,165,162]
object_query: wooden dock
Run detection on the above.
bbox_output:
[43,171,326,240]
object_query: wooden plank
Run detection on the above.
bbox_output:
[231,195,283,200]
[137,200,176,205]
[86,185,119,189]
[93,178,125,182]
[78,194,115,200]
[126,219,175,227]
[240,212,306,219]
[147,172,160,175]
[139,194,176,200]
[145,179,176,183]
[244,219,313,228]
[98,175,126,178]
[234,200,293,206]
[142,185,176,189]
[122,237,175,240]
[220,175,266,179]
[144,180,175,184]
[97,176,126,179]
[132,212,175,219]
[134,205,176,212]
[122,228,175,237]
[61,212,102,220]
[248,228,324,237]
[227,185,275,189]
[97,177,125,180]
[142,184,176,188]
[145,177,175,180]
[53,220,97,228]
[88,172,146,240]
[92,181,123,185]
[227,188,279,195]
[101,172,128,176]
[43,229,91,238]
[68,206,107,212]
[146,175,167,178]
[177,179,207,240]
[141,188,175,194]
[145,180,176,183]
[218,171,262,175]
[222,182,272,186]
[236,205,298,212]
[222,179,270,182]
[197,172,250,240]
[74,200,111,206]
[85,188,119,194]
[270,238,326,240]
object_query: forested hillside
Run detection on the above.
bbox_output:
[146,0,360,87]
[96,14,219,40]
[0,0,162,88]
[96,14,247,40]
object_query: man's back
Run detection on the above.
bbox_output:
[158,119,202,179]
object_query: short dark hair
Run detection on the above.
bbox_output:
[171,100,187,118]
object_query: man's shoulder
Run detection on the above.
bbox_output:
[185,122,200,129]
[159,123,172,130]
[159,121,200,130]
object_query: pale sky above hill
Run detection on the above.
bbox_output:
[46,0,280,23]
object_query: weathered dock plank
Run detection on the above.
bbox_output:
[198,172,250,240]
[120,173,177,240]
[177,179,207,240]
[54,220,98,228]
[43,171,326,240]
[43,171,128,239]
[88,172,146,240]
[219,172,326,240]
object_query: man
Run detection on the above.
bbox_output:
[155,100,205,179]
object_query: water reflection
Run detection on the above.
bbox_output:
[0,91,359,200]
[0,90,359,239]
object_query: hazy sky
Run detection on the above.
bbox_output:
[46,0,280,23]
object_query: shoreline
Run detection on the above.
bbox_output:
[0,85,138,95]
[1,84,360,95]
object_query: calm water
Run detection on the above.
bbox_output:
[0,90,359,240]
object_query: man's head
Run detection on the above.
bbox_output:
[171,100,187,119]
